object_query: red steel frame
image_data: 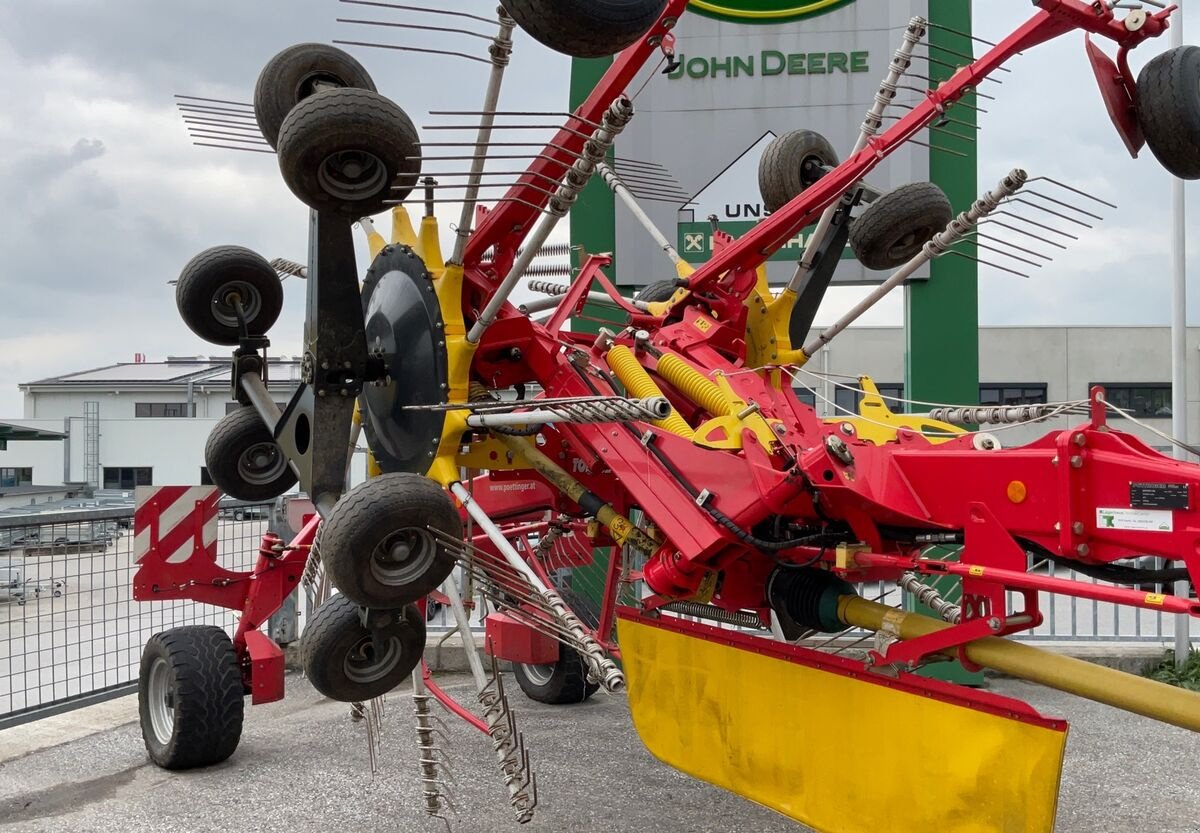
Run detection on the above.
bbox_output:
[135,0,1191,705]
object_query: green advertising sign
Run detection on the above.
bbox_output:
[689,0,857,24]
[678,221,856,264]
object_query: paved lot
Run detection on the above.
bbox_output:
[1,673,1197,833]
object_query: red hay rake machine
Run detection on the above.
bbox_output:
[135,1,1200,830]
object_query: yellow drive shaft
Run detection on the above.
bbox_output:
[839,595,1200,732]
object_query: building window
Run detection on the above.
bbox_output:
[1091,383,1172,418]
[979,384,1048,406]
[136,402,193,418]
[835,383,904,415]
[0,467,33,488]
[792,385,817,409]
[103,467,153,490]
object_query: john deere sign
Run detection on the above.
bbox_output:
[690,0,858,24]
[599,0,936,288]
[667,50,870,80]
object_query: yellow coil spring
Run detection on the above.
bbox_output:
[656,353,734,418]
[606,345,694,439]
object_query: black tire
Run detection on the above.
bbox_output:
[758,130,839,213]
[254,43,376,150]
[635,280,680,304]
[500,0,668,59]
[849,181,953,271]
[276,87,422,218]
[303,594,425,702]
[512,643,600,705]
[205,407,298,502]
[138,626,244,770]
[176,246,284,346]
[1137,45,1200,180]
[319,473,462,609]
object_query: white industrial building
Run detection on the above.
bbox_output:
[1,325,1198,496]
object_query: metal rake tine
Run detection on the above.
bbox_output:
[332,40,491,64]
[388,196,555,215]
[193,142,275,154]
[902,138,970,158]
[624,192,696,206]
[1026,176,1118,209]
[1006,197,1094,228]
[974,232,1056,261]
[891,102,981,131]
[421,140,589,165]
[993,210,1079,240]
[412,181,563,201]
[176,104,259,118]
[181,116,264,130]
[981,219,1069,249]
[945,248,1031,278]
[925,20,1012,51]
[424,123,596,143]
[174,94,254,108]
[338,0,499,26]
[905,71,998,100]
[907,50,1003,83]
[612,156,670,171]
[611,167,681,183]
[1022,189,1105,221]
[337,17,495,41]
[189,132,272,145]
[916,40,1009,72]
[429,110,603,130]
[829,633,875,656]
[971,240,1047,268]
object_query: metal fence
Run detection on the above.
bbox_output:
[0,504,274,729]
[1,505,1191,730]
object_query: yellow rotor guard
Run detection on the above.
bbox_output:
[618,616,1066,833]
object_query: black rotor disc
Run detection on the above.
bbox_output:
[359,245,448,474]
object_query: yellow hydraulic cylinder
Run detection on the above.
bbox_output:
[494,434,658,554]
[838,595,1200,732]
[656,353,734,418]
[607,345,693,439]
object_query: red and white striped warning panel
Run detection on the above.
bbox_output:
[134,486,219,566]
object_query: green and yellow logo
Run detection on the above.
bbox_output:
[689,0,857,24]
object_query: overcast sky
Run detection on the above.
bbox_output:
[0,0,1196,415]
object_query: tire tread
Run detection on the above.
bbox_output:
[1137,45,1200,180]
[139,626,244,770]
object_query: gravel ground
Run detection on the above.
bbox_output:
[0,674,1196,833]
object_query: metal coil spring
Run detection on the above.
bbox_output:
[899,572,962,624]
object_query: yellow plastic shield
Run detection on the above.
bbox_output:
[618,613,1066,833]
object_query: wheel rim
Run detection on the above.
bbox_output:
[521,662,556,687]
[343,633,403,684]
[211,281,264,329]
[369,527,438,588]
[317,150,388,202]
[799,153,833,188]
[147,657,175,745]
[295,71,347,101]
[237,441,287,486]
[887,227,932,261]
